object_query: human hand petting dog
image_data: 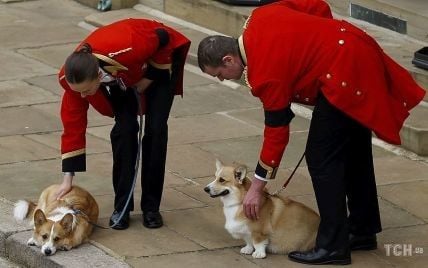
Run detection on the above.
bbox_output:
[243,178,267,220]
[55,174,73,200]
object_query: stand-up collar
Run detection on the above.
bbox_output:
[238,35,247,66]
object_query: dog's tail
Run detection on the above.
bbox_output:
[13,200,37,221]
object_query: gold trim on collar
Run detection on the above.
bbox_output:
[243,67,251,89]
[238,36,247,66]
[62,149,86,160]
[238,35,251,89]
[93,53,128,75]
[243,14,252,29]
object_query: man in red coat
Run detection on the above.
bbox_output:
[57,18,190,230]
[197,0,425,265]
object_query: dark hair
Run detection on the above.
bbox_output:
[64,43,99,84]
[197,35,239,71]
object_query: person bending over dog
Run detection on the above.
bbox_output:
[56,18,190,230]
[197,0,425,265]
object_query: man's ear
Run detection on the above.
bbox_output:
[222,55,233,66]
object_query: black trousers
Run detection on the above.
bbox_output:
[305,94,382,251]
[109,72,174,214]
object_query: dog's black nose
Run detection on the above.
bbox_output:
[204,186,210,193]
[44,248,52,255]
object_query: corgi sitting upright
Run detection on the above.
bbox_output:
[204,159,320,259]
[13,184,99,256]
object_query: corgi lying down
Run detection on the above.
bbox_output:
[204,160,320,258]
[13,184,99,255]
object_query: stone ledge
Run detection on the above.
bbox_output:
[164,0,253,37]
[75,0,138,10]
[6,232,130,268]
[326,0,428,43]
[401,104,428,156]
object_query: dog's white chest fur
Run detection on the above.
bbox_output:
[223,205,250,239]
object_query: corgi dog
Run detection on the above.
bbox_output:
[204,160,320,259]
[13,184,99,256]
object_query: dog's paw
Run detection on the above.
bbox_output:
[252,250,267,259]
[27,237,36,246]
[240,245,254,255]
[60,245,72,251]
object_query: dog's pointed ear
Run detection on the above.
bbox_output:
[215,159,224,172]
[60,213,74,233]
[34,209,47,227]
[234,165,247,184]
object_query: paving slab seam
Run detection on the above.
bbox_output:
[4,100,60,108]
[382,223,427,232]
[160,205,210,214]
[167,170,199,185]
[0,151,112,167]
[378,196,428,224]
[377,178,428,187]
[0,157,59,166]
[381,223,428,233]
[88,240,126,262]
[130,246,243,259]
[367,251,395,267]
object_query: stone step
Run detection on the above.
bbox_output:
[400,103,428,156]
[327,0,428,43]
[85,2,428,156]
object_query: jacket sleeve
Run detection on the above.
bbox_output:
[275,0,333,18]
[250,79,295,180]
[243,25,297,180]
[59,75,89,172]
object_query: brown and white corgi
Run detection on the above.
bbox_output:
[13,184,99,256]
[204,159,320,258]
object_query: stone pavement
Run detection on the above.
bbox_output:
[0,0,427,267]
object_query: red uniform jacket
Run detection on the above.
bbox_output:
[59,18,190,172]
[239,0,426,179]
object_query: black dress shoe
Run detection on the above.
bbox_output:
[288,247,351,265]
[143,211,163,229]
[109,210,130,230]
[349,234,377,250]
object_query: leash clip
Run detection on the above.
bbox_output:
[268,152,305,196]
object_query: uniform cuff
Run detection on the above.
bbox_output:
[255,160,278,180]
[254,174,269,182]
[62,154,86,172]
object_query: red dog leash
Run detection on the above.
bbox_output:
[269,152,305,196]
